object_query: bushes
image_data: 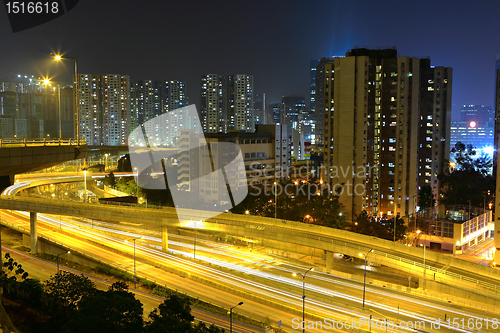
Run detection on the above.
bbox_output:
[152,286,265,328]
[95,265,155,289]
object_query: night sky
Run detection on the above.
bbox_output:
[1,0,500,115]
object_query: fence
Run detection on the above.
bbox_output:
[0,138,86,147]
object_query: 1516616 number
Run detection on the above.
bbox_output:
[5,2,59,14]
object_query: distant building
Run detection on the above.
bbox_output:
[460,104,493,123]
[177,126,282,206]
[0,75,72,139]
[267,103,281,124]
[0,118,14,139]
[450,120,494,155]
[494,54,500,264]
[74,74,103,145]
[200,74,254,133]
[314,57,335,148]
[281,95,305,129]
[101,75,130,146]
[14,119,27,138]
[253,93,266,125]
[310,60,318,113]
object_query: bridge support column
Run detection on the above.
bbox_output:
[326,251,334,271]
[30,212,38,255]
[161,227,168,251]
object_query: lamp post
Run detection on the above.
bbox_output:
[420,243,426,290]
[229,301,243,333]
[125,236,143,289]
[274,181,277,219]
[293,267,313,333]
[56,250,70,274]
[104,153,109,171]
[359,249,374,308]
[194,220,197,259]
[53,54,79,144]
[83,169,87,202]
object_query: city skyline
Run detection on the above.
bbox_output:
[0,1,499,112]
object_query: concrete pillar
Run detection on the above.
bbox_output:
[161,226,168,251]
[326,251,334,271]
[30,212,38,255]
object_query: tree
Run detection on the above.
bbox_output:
[232,179,347,229]
[117,154,132,172]
[1,253,28,284]
[351,211,407,241]
[191,321,225,333]
[145,294,194,333]
[62,284,144,333]
[44,272,97,310]
[104,172,117,187]
[438,142,494,207]
[418,185,434,214]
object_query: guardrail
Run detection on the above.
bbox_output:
[0,138,86,147]
[5,177,500,296]
[207,217,500,293]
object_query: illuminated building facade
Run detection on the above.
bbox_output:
[200,74,254,133]
[320,47,452,221]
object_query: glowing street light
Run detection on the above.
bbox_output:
[420,243,426,290]
[229,301,243,333]
[56,250,70,274]
[53,53,79,144]
[104,153,109,171]
[293,267,313,333]
[359,249,374,308]
[274,181,277,219]
[125,236,143,289]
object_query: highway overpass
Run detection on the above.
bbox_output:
[2,175,500,304]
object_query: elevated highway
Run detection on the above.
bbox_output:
[2,175,500,301]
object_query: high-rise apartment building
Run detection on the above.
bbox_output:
[200,74,227,133]
[74,74,130,146]
[310,60,318,113]
[200,74,254,133]
[130,79,189,146]
[320,47,452,221]
[233,74,254,132]
[133,80,162,126]
[74,74,102,145]
[101,75,130,146]
[314,57,335,148]
[165,80,187,112]
[493,59,500,264]
[254,93,266,125]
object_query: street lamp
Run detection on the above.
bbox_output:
[229,301,243,333]
[420,243,426,290]
[194,221,197,259]
[274,181,277,219]
[104,153,109,171]
[359,249,374,308]
[56,250,70,274]
[293,267,313,333]
[53,54,79,143]
[83,169,87,202]
[125,236,143,289]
